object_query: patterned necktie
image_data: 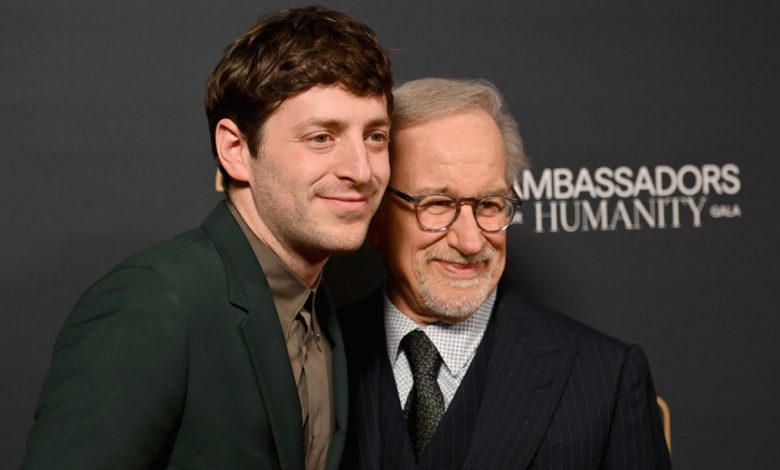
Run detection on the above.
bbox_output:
[402,329,445,459]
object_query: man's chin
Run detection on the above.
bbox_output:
[317,225,370,254]
[419,287,490,322]
[423,305,476,324]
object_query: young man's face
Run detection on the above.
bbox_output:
[249,85,391,261]
[374,110,509,325]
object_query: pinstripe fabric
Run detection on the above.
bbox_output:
[340,285,672,470]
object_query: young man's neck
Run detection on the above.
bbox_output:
[228,192,326,287]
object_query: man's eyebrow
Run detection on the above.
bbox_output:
[411,185,511,196]
[365,117,391,129]
[292,116,390,133]
[411,185,452,194]
[482,186,513,196]
[293,118,348,133]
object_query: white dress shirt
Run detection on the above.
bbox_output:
[384,289,495,410]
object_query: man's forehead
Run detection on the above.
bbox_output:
[389,161,509,196]
[270,85,390,123]
[389,115,508,194]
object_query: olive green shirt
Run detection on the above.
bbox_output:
[229,203,334,470]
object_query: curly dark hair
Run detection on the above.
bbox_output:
[205,6,394,189]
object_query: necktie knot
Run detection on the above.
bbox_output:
[401,330,441,377]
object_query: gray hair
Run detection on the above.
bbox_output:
[391,78,529,186]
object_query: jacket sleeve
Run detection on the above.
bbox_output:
[603,344,672,469]
[21,266,188,469]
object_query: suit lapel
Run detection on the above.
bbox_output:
[342,289,412,470]
[463,291,577,470]
[418,308,493,469]
[317,288,348,470]
[202,202,304,470]
[349,337,385,470]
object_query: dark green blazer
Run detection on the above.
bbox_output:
[22,202,348,469]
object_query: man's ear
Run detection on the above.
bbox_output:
[215,118,252,183]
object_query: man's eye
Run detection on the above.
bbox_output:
[420,198,456,214]
[479,201,502,210]
[428,199,454,207]
[477,198,507,215]
[367,131,388,143]
[309,134,331,144]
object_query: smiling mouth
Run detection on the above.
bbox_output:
[320,195,372,211]
[435,260,484,278]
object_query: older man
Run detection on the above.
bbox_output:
[341,78,671,469]
[23,7,392,469]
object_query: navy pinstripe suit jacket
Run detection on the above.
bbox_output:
[339,286,671,469]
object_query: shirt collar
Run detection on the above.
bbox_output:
[384,288,495,376]
[227,201,320,337]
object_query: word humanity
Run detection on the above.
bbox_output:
[515,164,741,233]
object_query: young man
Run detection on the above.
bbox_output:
[22,7,392,469]
[341,78,671,469]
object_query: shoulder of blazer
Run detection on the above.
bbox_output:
[494,287,633,364]
[90,201,271,317]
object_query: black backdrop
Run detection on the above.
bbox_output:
[2,1,778,468]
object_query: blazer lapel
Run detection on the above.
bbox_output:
[463,291,577,470]
[341,289,390,470]
[317,288,348,470]
[348,338,385,470]
[240,299,304,470]
[202,202,304,470]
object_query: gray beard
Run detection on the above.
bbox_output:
[413,245,500,321]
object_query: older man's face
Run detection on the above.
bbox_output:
[374,110,509,324]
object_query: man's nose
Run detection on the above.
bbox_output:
[334,135,372,185]
[445,207,487,256]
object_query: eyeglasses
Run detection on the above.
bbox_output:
[386,187,522,233]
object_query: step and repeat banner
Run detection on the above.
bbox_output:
[2,1,777,468]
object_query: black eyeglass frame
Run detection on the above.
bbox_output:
[385,186,523,233]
